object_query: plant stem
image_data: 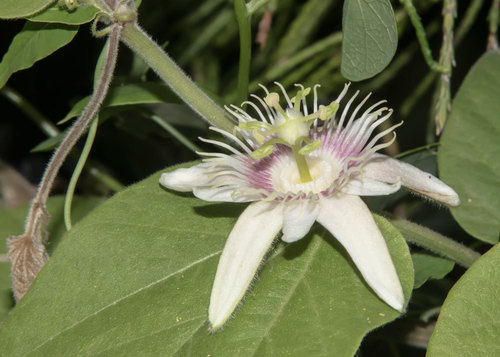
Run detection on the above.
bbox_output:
[148,114,201,153]
[391,219,481,268]
[398,0,448,73]
[7,23,123,302]
[24,23,122,241]
[0,85,123,193]
[249,32,342,93]
[454,0,484,45]
[433,0,456,135]
[1,86,59,137]
[120,23,236,133]
[64,116,99,230]
[488,0,500,50]
[234,0,252,104]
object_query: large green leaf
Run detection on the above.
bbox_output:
[438,51,500,243]
[27,3,99,24]
[0,0,54,19]
[0,170,413,356]
[427,243,500,356]
[0,196,103,323]
[341,0,397,81]
[0,22,78,89]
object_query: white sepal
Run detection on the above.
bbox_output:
[317,194,404,311]
[208,200,283,331]
[281,199,320,243]
[159,163,212,192]
[341,174,401,196]
[363,153,460,206]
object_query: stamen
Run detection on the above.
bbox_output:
[198,137,244,156]
[209,126,253,155]
[274,82,293,108]
[251,94,275,124]
[242,100,268,123]
[313,84,321,112]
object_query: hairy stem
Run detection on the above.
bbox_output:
[391,219,481,268]
[24,24,122,239]
[120,23,235,133]
[398,0,448,73]
[0,86,123,192]
[234,0,252,104]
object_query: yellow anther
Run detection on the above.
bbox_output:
[265,92,280,107]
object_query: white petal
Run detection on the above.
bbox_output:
[342,175,401,196]
[282,200,320,243]
[363,153,460,206]
[209,200,284,331]
[193,186,239,202]
[317,195,404,311]
[159,163,212,192]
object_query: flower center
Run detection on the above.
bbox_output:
[271,152,343,195]
[240,87,340,185]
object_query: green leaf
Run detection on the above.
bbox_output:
[341,0,397,81]
[412,253,454,289]
[0,169,413,356]
[27,3,99,24]
[0,0,54,19]
[0,22,78,89]
[0,196,103,323]
[427,244,500,356]
[60,82,180,124]
[438,51,500,243]
[31,131,67,152]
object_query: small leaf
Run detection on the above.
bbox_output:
[438,51,500,243]
[31,131,67,152]
[341,0,397,81]
[0,22,78,89]
[60,82,180,124]
[412,253,454,289]
[0,168,413,356]
[0,0,54,19]
[427,244,500,356]
[27,3,99,25]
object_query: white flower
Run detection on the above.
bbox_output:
[160,83,460,331]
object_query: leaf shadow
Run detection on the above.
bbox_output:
[193,203,244,219]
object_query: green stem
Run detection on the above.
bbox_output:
[234,0,252,104]
[120,23,235,133]
[148,114,201,153]
[394,142,440,159]
[398,0,448,73]
[391,219,481,268]
[455,0,484,45]
[64,116,99,230]
[488,0,500,50]
[433,0,456,135]
[400,0,481,123]
[1,86,59,137]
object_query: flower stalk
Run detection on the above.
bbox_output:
[120,23,236,133]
